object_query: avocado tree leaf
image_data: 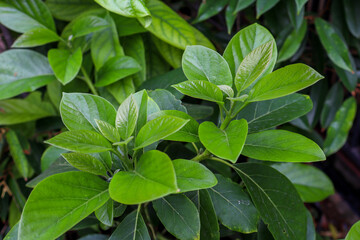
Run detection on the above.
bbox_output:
[324,97,357,156]
[208,174,259,233]
[12,28,60,48]
[18,172,109,240]
[153,194,200,240]
[234,163,307,240]
[242,130,325,162]
[41,146,68,172]
[199,119,248,163]
[182,45,233,86]
[45,0,99,21]
[109,150,178,204]
[148,89,187,113]
[115,94,138,140]
[62,152,108,176]
[0,49,55,100]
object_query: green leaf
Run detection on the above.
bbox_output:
[107,77,135,104]
[45,0,99,21]
[6,130,30,179]
[113,14,146,37]
[278,20,307,63]
[109,150,177,204]
[148,89,187,112]
[199,190,220,240]
[12,28,60,48]
[173,159,217,192]
[45,130,112,153]
[4,222,18,240]
[287,0,304,30]
[172,80,224,104]
[41,146,68,172]
[94,0,151,27]
[72,15,109,37]
[95,199,113,226]
[345,221,360,240]
[242,130,326,162]
[152,36,183,68]
[115,95,138,140]
[248,63,323,102]
[315,18,353,72]
[18,172,109,240]
[145,0,196,49]
[183,45,233,86]
[344,0,360,38]
[48,48,82,85]
[270,163,334,202]
[324,97,357,156]
[199,119,248,163]
[60,93,116,132]
[96,56,141,87]
[295,0,308,13]
[0,92,56,125]
[0,0,55,33]
[194,0,229,23]
[208,174,259,233]
[62,153,108,176]
[234,0,255,13]
[153,194,200,240]
[320,82,344,128]
[235,41,274,92]
[256,0,280,18]
[0,49,55,100]
[95,119,120,143]
[236,93,312,133]
[225,0,238,34]
[334,61,358,92]
[234,163,307,240]
[223,23,277,77]
[218,85,234,98]
[134,115,189,149]
[109,210,150,240]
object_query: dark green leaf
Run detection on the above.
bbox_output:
[45,0,99,21]
[295,0,308,13]
[152,36,183,69]
[256,0,280,18]
[6,130,30,179]
[95,199,113,226]
[148,89,187,112]
[320,82,344,128]
[194,0,229,23]
[199,190,220,240]
[225,0,238,34]
[41,146,68,171]
[344,0,360,38]
[107,77,135,104]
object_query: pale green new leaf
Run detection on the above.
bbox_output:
[116,95,138,140]
[95,119,120,143]
[12,28,60,48]
[62,152,108,176]
[344,0,360,39]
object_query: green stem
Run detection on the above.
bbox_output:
[191,149,211,162]
[81,66,98,95]
[111,149,132,171]
[209,157,234,168]
[191,142,199,154]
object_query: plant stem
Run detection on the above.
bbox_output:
[80,66,98,95]
[191,142,199,154]
[209,157,234,168]
[191,149,211,162]
[111,149,132,171]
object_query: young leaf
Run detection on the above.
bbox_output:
[344,0,360,39]
[109,150,178,204]
[0,49,54,100]
[270,163,334,202]
[115,95,138,140]
[109,210,150,240]
[234,163,307,240]
[199,119,248,163]
[256,0,280,18]
[18,172,109,240]
[235,41,274,92]
[62,152,108,176]
[60,93,117,132]
[95,199,114,226]
[153,194,200,240]
[48,48,83,85]
[45,130,112,153]
[194,0,229,23]
[182,45,233,86]
[72,15,110,37]
[315,18,353,73]
[12,28,60,48]
[324,97,357,156]
[223,23,277,77]
[243,130,326,162]
[6,130,30,179]
[172,80,224,104]
[96,56,141,87]
[199,190,220,240]
[248,63,323,102]
[236,93,312,133]
[45,0,99,21]
[345,221,360,240]
[134,115,189,149]
[208,174,259,233]
[95,119,120,143]
[173,159,217,192]
[320,82,344,128]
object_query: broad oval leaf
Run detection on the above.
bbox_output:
[172,80,224,104]
[237,93,312,133]
[48,48,83,85]
[153,194,200,240]
[60,93,117,132]
[109,150,177,204]
[208,174,259,233]
[62,152,108,176]
[234,163,307,240]
[248,63,323,102]
[223,23,277,77]
[134,115,189,149]
[242,130,326,162]
[324,97,357,156]
[345,221,360,240]
[18,172,109,240]
[0,49,54,100]
[116,94,138,140]
[183,45,233,86]
[173,159,217,192]
[45,130,112,153]
[315,18,353,72]
[270,163,334,202]
[95,199,114,226]
[199,119,248,163]
[12,28,60,48]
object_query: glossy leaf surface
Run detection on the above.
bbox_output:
[115,95,138,140]
[62,153,108,176]
[12,28,60,48]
